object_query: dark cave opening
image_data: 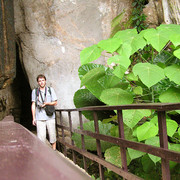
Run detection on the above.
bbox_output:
[14,43,35,131]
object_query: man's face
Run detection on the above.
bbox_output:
[38,77,46,88]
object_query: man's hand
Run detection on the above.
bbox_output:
[32,119,36,126]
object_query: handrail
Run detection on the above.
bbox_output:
[55,103,180,180]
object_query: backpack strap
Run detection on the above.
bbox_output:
[35,88,39,106]
[48,87,52,95]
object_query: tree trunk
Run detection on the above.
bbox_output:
[162,0,180,24]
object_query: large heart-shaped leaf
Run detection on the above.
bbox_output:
[113,28,138,41]
[112,65,127,79]
[128,148,146,160]
[81,67,105,98]
[173,48,180,59]
[137,122,158,141]
[130,33,147,54]
[123,109,151,129]
[157,24,180,41]
[166,119,178,137]
[133,63,165,88]
[97,38,122,53]
[78,63,105,80]
[143,28,169,52]
[104,146,131,167]
[159,87,180,103]
[170,34,180,47]
[100,88,133,105]
[164,64,180,85]
[145,136,161,163]
[73,89,115,120]
[141,155,155,173]
[107,55,131,69]
[150,116,178,137]
[80,45,103,65]
[72,121,115,152]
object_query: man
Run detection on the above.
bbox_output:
[31,74,57,150]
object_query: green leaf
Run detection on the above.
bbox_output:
[123,109,151,129]
[133,86,143,95]
[169,144,180,169]
[112,65,127,79]
[170,34,180,47]
[100,88,133,105]
[141,154,155,173]
[128,148,145,160]
[78,63,105,80]
[113,29,138,41]
[125,72,138,81]
[145,137,161,163]
[110,124,135,141]
[170,144,180,153]
[97,38,122,53]
[178,127,180,136]
[157,24,180,41]
[174,48,180,59]
[137,122,158,141]
[73,89,115,120]
[72,121,115,152]
[107,55,131,69]
[143,28,169,52]
[104,146,131,167]
[130,33,147,54]
[80,45,103,65]
[98,73,129,90]
[81,67,105,98]
[133,63,165,88]
[164,64,180,85]
[166,119,178,137]
[159,87,180,103]
[118,42,132,54]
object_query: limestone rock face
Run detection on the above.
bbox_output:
[14,0,132,112]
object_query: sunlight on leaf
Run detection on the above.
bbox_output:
[80,45,103,65]
[133,63,165,88]
[98,38,122,53]
[104,146,131,167]
[100,88,133,105]
[137,122,158,141]
[165,64,180,85]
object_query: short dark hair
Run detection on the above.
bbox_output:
[37,74,46,82]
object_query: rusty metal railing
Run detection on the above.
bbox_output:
[55,103,180,180]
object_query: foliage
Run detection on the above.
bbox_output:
[72,121,115,152]
[131,0,148,32]
[73,24,180,178]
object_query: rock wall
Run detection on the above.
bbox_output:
[14,0,133,126]
[13,0,166,127]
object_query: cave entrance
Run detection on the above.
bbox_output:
[14,43,35,131]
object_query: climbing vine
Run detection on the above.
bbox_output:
[132,0,148,32]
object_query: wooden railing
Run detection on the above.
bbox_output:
[55,103,180,180]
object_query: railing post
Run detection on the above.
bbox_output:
[157,111,170,180]
[79,111,87,171]
[68,111,76,164]
[59,111,67,156]
[93,111,104,180]
[117,110,128,173]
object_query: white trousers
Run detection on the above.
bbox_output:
[36,119,56,143]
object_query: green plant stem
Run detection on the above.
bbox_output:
[137,51,148,62]
[151,48,154,63]
[151,87,155,103]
